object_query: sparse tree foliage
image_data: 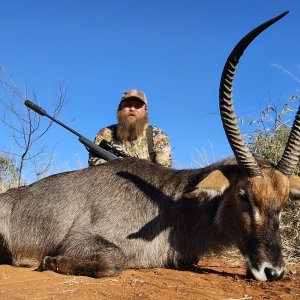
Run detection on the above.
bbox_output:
[0,66,67,189]
[246,95,299,171]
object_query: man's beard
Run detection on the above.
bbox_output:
[116,111,148,142]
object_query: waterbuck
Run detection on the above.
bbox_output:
[0,11,299,282]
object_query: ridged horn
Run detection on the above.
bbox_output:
[277,105,300,176]
[219,11,289,177]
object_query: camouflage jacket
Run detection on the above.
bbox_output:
[88,124,172,167]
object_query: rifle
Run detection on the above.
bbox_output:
[24,100,128,161]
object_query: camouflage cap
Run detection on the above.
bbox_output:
[120,89,147,105]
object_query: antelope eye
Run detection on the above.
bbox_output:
[238,189,248,201]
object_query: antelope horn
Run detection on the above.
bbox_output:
[277,106,300,176]
[219,11,289,177]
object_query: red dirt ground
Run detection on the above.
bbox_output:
[0,256,299,299]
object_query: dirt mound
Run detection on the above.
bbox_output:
[0,257,299,299]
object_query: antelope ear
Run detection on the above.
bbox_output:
[289,175,300,201]
[184,170,230,199]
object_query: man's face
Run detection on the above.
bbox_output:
[119,97,147,123]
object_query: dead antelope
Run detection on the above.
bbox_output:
[0,11,299,282]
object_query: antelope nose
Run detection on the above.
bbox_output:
[265,267,284,281]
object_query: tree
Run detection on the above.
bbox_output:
[0,66,67,188]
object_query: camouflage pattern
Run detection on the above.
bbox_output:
[88,124,172,167]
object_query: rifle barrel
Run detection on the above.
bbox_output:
[24,100,118,161]
[25,100,82,137]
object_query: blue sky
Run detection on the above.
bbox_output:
[0,0,300,178]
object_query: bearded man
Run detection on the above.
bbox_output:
[88,89,172,167]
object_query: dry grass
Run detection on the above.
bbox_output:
[281,201,300,262]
